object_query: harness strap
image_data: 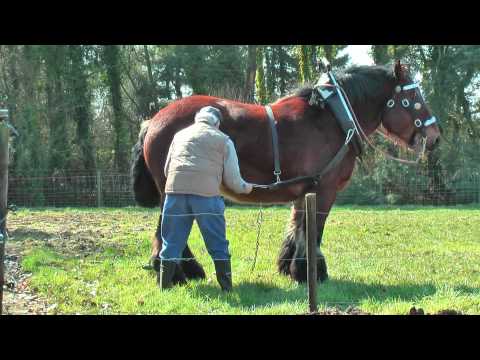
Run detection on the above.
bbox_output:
[265,105,282,183]
[267,141,350,190]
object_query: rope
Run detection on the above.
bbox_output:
[250,203,263,271]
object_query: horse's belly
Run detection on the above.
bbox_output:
[220,184,306,204]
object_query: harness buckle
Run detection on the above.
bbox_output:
[274,170,282,183]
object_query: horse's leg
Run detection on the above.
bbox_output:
[147,192,164,269]
[278,198,305,278]
[180,246,206,280]
[278,187,336,283]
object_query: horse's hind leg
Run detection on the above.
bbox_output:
[181,246,206,280]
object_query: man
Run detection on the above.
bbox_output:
[158,106,254,291]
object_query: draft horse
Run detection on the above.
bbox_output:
[132,61,441,284]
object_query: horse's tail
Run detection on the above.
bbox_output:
[131,120,160,207]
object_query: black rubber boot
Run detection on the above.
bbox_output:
[157,260,177,290]
[214,260,232,292]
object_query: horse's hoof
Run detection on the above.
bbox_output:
[317,257,328,283]
[182,260,206,280]
[318,272,329,283]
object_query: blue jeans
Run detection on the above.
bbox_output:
[159,194,230,263]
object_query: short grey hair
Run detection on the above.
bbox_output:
[194,106,223,127]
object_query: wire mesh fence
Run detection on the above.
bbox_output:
[6,166,480,208]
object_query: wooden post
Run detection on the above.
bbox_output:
[96,170,103,208]
[305,192,318,313]
[0,115,10,315]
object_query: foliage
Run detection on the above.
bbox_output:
[1,45,479,205]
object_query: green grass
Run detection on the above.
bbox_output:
[8,205,480,314]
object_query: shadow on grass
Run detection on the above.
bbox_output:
[8,228,54,242]
[188,278,480,312]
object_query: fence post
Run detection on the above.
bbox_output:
[0,113,10,315]
[96,170,103,208]
[305,192,318,313]
[478,173,480,204]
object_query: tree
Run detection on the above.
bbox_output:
[243,45,257,102]
[371,45,390,65]
[297,45,312,83]
[255,46,267,104]
[103,45,129,172]
[67,45,96,173]
[43,45,69,172]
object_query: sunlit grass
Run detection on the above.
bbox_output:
[9,205,480,314]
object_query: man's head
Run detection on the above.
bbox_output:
[194,106,223,128]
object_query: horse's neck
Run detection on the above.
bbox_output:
[351,90,391,137]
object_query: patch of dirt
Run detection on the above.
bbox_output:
[2,211,132,315]
[2,252,53,315]
[7,213,127,259]
[309,306,371,315]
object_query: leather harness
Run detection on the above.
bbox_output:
[262,70,438,191]
[263,71,363,190]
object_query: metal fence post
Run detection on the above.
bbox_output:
[0,113,10,315]
[96,170,103,208]
[305,192,318,313]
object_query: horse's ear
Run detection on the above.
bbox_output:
[394,60,404,81]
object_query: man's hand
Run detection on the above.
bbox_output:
[252,183,278,191]
[243,183,254,194]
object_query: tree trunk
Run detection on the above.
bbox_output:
[174,65,183,99]
[243,45,257,102]
[255,46,267,105]
[103,45,129,172]
[68,45,96,173]
[45,45,69,172]
[298,45,311,83]
[143,45,158,112]
[278,45,287,96]
[371,45,390,65]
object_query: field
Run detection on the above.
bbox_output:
[4,205,480,315]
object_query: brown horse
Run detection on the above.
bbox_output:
[131,61,441,284]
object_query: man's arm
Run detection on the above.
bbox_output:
[222,139,253,194]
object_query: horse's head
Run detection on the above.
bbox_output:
[381,60,441,153]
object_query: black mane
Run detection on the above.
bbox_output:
[294,65,397,105]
